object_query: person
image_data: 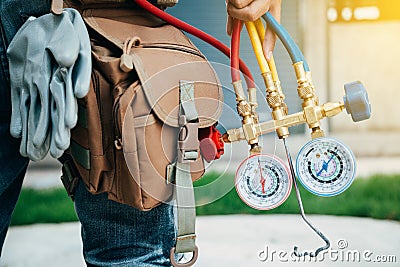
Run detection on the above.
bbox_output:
[0,0,281,266]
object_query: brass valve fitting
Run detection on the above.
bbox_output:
[262,72,289,139]
[293,62,324,139]
[232,81,260,146]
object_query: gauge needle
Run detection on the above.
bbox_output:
[258,158,266,194]
[317,154,335,176]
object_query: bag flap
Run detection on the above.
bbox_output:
[83,10,223,128]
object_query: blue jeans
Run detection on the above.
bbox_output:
[0,1,175,266]
[75,182,175,266]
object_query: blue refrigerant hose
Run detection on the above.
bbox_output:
[262,12,310,72]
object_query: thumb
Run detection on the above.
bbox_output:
[263,4,281,59]
[68,8,91,98]
[263,25,277,60]
[227,15,233,36]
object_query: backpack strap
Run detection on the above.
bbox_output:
[170,81,199,267]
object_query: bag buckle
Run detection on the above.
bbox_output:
[170,245,198,267]
[178,115,199,163]
[61,159,81,200]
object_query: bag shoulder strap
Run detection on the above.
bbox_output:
[170,81,199,267]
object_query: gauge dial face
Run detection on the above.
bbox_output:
[296,137,356,197]
[235,154,292,210]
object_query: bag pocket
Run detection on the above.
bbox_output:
[70,68,115,193]
[111,80,206,210]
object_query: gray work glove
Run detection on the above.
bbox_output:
[67,8,91,100]
[50,89,66,159]
[47,8,91,153]
[7,8,91,161]
[47,12,80,151]
[8,16,54,160]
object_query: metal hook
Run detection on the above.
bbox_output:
[283,138,331,258]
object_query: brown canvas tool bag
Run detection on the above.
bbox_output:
[62,8,223,211]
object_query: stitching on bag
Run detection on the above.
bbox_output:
[133,113,157,128]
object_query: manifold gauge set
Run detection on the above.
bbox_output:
[222,12,371,257]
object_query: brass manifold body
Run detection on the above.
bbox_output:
[223,62,346,144]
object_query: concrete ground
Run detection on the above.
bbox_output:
[1,139,400,267]
[2,215,400,267]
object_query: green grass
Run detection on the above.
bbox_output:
[10,173,400,226]
[194,173,400,220]
[10,187,78,226]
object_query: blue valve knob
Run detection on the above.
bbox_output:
[343,81,371,122]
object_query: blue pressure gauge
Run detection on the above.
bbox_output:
[296,137,356,197]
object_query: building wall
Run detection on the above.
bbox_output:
[168,0,304,132]
[329,21,400,133]
[303,0,400,156]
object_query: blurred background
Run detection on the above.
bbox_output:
[2,0,400,266]
[169,0,400,157]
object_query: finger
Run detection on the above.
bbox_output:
[32,72,51,148]
[227,0,271,22]
[71,46,91,99]
[10,88,23,138]
[48,13,79,67]
[49,67,69,151]
[27,83,46,161]
[263,1,281,58]
[28,134,50,161]
[49,97,65,159]
[263,26,278,60]
[228,0,256,9]
[18,88,30,157]
[69,9,91,98]
[62,67,78,129]
[227,15,233,36]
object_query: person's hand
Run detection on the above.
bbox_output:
[226,0,282,59]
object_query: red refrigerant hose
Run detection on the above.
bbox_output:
[230,19,242,83]
[134,0,255,88]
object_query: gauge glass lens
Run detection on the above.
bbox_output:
[235,154,292,210]
[296,137,356,197]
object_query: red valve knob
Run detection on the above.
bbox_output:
[199,125,225,162]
